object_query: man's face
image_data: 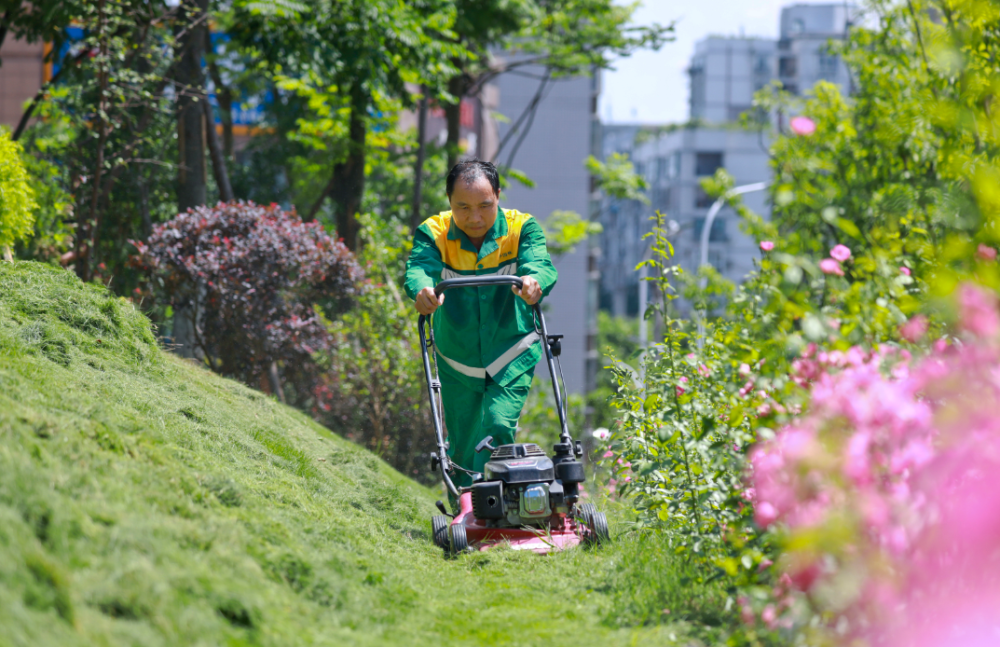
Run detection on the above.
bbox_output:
[449,175,499,243]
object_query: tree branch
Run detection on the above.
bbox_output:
[491,71,550,164]
[204,98,234,201]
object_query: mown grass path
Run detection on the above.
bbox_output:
[0,263,730,647]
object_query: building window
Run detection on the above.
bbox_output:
[728,105,753,121]
[695,187,715,209]
[653,187,672,213]
[655,156,668,181]
[708,249,727,272]
[754,54,771,75]
[818,53,839,79]
[695,152,723,177]
[779,56,797,77]
[693,216,728,242]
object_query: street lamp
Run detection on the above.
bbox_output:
[697,182,768,347]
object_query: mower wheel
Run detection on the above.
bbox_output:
[575,503,597,522]
[449,524,469,555]
[431,515,450,549]
[587,511,610,546]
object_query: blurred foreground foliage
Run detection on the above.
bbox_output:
[599,1,1000,643]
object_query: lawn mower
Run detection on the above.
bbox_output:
[418,276,609,555]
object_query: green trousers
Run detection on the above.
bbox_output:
[440,367,535,491]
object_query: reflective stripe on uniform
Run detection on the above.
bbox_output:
[437,330,539,380]
[485,331,539,375]
[440,263,518,281]
[437,351,487,379]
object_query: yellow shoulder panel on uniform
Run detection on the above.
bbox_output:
[423,211,480,272]
[492,209,531,266]
[421,211,452,241]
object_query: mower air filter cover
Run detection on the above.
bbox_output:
[555,460,585,484]
[471,481,505,519]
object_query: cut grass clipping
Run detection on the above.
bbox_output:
[0,262,735,646]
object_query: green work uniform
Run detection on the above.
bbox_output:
[404,207,558,488]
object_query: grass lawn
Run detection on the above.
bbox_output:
[0,262,734,647]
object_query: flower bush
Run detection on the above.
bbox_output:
[600,5,1000,644]
[750,283,1000,644]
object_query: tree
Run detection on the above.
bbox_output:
[441,0,673,170]
[227,0,466,250]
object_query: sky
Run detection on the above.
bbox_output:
[600,0,846,124]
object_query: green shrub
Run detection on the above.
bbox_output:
[0,128,38,258]
[313,213,436,482]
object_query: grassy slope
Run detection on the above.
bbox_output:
[0,262,732,647]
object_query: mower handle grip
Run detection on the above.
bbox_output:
[433,275,523,297]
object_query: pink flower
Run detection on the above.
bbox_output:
[900,315,928,342]
[761,605,777,629]
[676,375,688,395]
[698,363,711,377]
[789,115,816,136]
[900,266,911,276]
[819,258,844,275]
[755,501,778,527]
[602,450,613,459]
[593,427,610,441]
[760,240,775,252]
[957,282,999,338]
[977,243,997,261]
[739,363,751,376]
[830,244,852,262]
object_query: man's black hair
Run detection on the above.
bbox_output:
[446,159,500,197]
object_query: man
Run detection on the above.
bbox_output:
[404,160,558,495]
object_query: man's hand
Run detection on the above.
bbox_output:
[415,286,444,315]
[512,276,541,305]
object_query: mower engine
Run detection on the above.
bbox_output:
[470,441,585,527]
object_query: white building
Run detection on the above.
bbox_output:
[494,69,601,395]
[597,3,856,317]
[689,37,776,123]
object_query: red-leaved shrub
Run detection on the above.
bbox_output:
[134,201,362,393]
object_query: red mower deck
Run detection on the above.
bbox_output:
[450,492,585,554]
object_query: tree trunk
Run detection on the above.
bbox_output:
[204,99,234,202]
[82,0,110,283]
[173,0,209,358]
[411,90,428,233]
[175,0,208,213]
[320,85,367,251]
[0,10,10,53]
[445,75,466,170]
[205,29,234,159]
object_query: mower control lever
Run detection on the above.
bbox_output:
[475,436,497,454]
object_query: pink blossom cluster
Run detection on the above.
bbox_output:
[819,244,851,276]
[749,283,1000,644]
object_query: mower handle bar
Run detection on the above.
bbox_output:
[433,275,522,296]
[417,275,573,498]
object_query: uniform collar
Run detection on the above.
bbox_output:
[448,208,507,259]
